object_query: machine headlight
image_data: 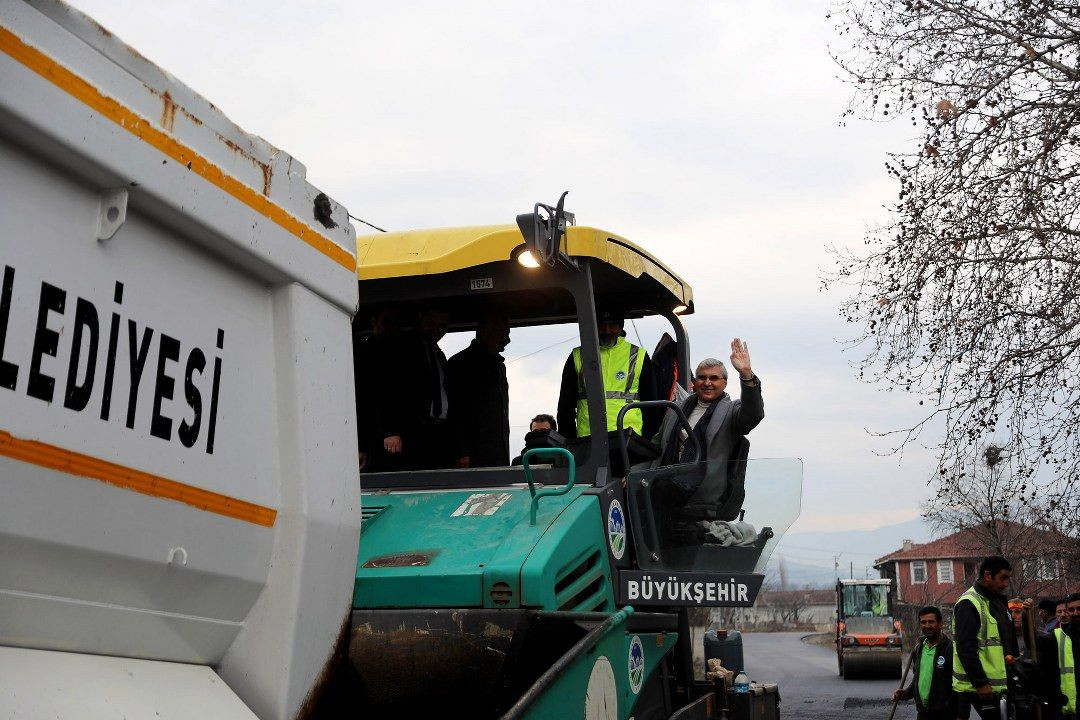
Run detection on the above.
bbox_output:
[516,250,540,268]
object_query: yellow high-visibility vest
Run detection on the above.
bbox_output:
[572,337,646,437]
[952,586,1007,694]
[1055,627,1076,714]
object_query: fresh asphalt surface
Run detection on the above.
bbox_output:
[741,632,917,720]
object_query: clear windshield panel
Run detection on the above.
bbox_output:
[842,584,890,618]
[626,457,802,573]
[740,458,803,573]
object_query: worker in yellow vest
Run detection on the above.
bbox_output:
[953,556,1018,719]
[1059,591,1080,720]
[1053,620,1076,720]
[557,307,660,441]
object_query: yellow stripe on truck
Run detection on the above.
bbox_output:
[0,429,278,527]
[0,25,355,272]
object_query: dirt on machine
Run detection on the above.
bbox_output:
[835,579,903,680]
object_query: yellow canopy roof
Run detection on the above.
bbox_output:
[355,225,693,308]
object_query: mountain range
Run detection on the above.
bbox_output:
[767,517,935,588]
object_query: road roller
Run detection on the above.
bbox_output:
[835,578,903,679]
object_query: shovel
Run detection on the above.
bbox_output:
[887,643,917,720]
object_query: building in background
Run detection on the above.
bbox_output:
[874,520,1077,606]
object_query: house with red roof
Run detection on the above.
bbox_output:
[874,520,1078,605]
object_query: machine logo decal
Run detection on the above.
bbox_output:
[607,500,626,559]
[628,635,644,694]
[451,492,512,517]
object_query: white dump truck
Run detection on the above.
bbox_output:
[0,1,362,717]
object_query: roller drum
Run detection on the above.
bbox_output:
[841,649,902,679]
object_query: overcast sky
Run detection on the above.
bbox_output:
[68,0,942,535]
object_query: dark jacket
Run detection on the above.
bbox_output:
[954,583,1018,692]
[1021,625,1062,717]
[356,328,457,471]
[650,377,764,518]
[447,340,509,468]
[354,328,413,469]
[903,635,956,716]
[556,347,660,440]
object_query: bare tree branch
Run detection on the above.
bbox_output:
[827,0,1080,537]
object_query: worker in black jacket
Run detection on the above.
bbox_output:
[894,606,956,720]
[368,306,463,471]
[1008,598,1063,720]
[354,303,411,472]
[447,310,511,468]
[953,556,1019,720]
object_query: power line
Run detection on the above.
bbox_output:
[778,542,881,557]
[348,212,387,233]
[507,335,578,364]
[630,318,644,348]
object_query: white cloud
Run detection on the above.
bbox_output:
[67,0,939,533]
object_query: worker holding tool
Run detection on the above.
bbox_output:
[1007,598,1062,719]
[953,556,1018,719]
[892,605,956,720]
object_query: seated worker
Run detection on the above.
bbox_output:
[650,339,763,544]
[529,413,556,433]
[861,584,886,616]
[556,307,660,442]
[512,414,561,466]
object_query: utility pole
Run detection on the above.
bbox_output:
[849,561,853,579]
[834,554,842,580]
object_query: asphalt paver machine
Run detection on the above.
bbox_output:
[325,198,803,719]
[835,578,903,679]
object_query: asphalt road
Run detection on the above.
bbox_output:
[741,632,917,720]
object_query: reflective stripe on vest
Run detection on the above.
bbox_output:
[952,586,1008,693]
[572,338,645,436]
[1055,627,1077,713]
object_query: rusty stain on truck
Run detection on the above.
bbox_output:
[0,25,352,270]
[160,90,177,132]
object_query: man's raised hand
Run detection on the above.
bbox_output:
[730,338,753,380]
